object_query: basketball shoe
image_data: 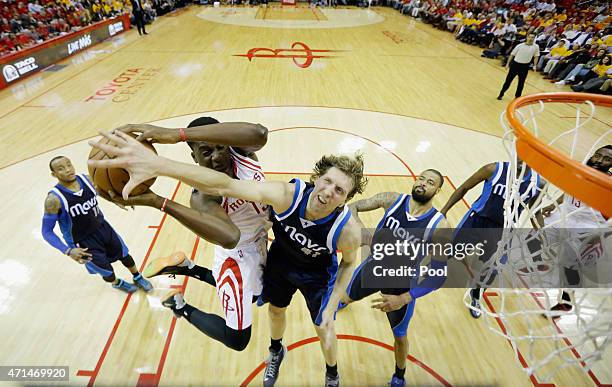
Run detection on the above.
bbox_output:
[161,289,187,318]
[133,273,153,292]
[112,279,138,294]
[263,345,287,387]
[143,252,192,278]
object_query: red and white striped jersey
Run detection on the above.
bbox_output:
[220,147,271,245]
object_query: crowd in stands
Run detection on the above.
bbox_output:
[387,0,612,94]
[1,0,185,57]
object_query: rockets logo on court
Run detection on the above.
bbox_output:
[283,224,328,257]
[233,42,343,69]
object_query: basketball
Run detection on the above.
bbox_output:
[87,134,157,197]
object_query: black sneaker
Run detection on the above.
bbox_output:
[325,372,340,387]
[469,295,482,319]
[263,346,286,387]
[161,289,186,318]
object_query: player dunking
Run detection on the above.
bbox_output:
[41,156,153,293]
[87,131,365,387]
[340,169,451,387]
[535,145,611,315]
[103,118,269,351]
[441,159,543,318]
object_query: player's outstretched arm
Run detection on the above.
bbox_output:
[348,192,401,246]
[116,122,268,154]
[99,189,241,249]
[88,130,294,212]
[440,163,496,216]
[320,217,361,328]
[349,191,401,214]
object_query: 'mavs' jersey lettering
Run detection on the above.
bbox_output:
[271,179,352,270]
[49,174,103,244]
[470,162,540,224]
[376,193,445,244]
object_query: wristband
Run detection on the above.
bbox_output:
[179,128,187,142]
[160,198,169,212]
[65,248,72,256]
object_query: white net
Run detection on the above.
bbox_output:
[469,93,612,381]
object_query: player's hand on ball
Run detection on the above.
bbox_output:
[116,124,180,144]
[96,186,132,210]
[372,293,410,313]
[107,189,162,208]
[88,130,161,200]
[68,248,92,264]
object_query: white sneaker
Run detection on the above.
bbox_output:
[555,80,565,85]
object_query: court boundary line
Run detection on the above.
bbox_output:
[0,106,501,170]
[76,181,182,386]
[240,334,451,386]
[137,236,201,387]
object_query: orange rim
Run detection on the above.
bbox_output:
[506,92,612,218]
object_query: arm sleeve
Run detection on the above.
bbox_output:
[42,213,70,254]
[409,259,447,299]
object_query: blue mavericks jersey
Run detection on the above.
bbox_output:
[271,178,352,271]
[376,193,446,244]
[470,162,540,224]
[49,174,104,244]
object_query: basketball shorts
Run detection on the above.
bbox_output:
[543,214,603,269]
[454,210,504,263]
[260,243,338,326]
[78,220,129,277]
[213,236,267,331]
[346,256,415,337]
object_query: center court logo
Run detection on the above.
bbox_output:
[233,41,343,69]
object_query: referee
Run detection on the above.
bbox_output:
[497,32,539,100]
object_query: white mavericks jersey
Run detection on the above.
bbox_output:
[219,147,271,245]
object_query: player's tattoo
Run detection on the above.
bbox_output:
[350,192,401,213]
[44,194,60,214]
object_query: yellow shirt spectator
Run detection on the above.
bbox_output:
[549,46,569,57]
[463,18,478,26]
[554,13,567,22]
[540,18,553,27]
[593,63,612,77]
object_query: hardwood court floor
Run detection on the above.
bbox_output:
[0,5,610,387]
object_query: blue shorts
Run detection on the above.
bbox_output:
[260,243,337,326]
[347,256,415,337]
[454,210,504,262]
[77,220,129,277]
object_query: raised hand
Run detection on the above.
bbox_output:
[116,124,180,144]
[88,130,162,200]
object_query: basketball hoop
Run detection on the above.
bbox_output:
[470,92,612,381]
[506,93,612,218]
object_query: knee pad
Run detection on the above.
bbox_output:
[102,274,116,283]
[120,254,136,268]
